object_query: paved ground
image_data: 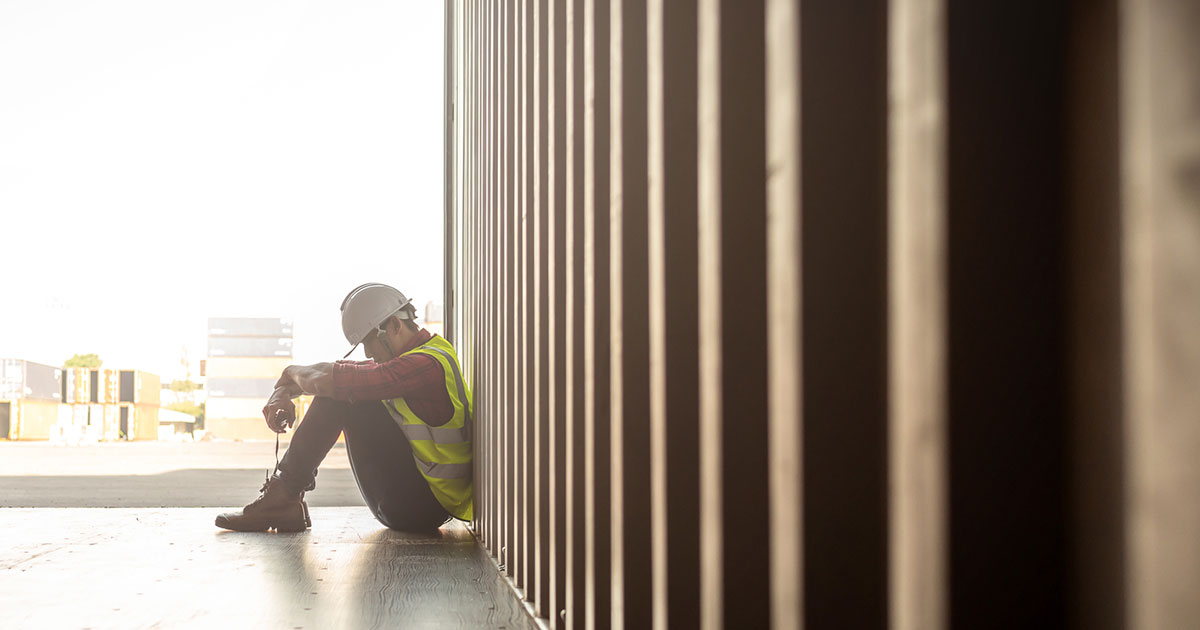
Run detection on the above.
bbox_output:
[0,441,366,508]
[0,508,534,630]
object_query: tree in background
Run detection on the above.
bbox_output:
[166,401,205,429]
[64,353,102,368]
[169,379,202,394]
[166,378,205,429]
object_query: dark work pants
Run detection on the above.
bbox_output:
[276,396,449,532]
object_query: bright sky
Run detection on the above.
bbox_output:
[0,0,444,381]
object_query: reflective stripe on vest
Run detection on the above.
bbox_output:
[398,423,470,443]
[382,335,473,520]
[413,458,472,479]
[420,345,473,436]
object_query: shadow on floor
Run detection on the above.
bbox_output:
[0,468,367,508]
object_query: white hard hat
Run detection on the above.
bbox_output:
[340,283,414,358]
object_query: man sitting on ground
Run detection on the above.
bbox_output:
[215,282,472,533]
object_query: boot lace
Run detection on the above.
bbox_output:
[260,431,283,494]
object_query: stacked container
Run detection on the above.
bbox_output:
[0,359,63,440]
[55,367,160,441]
[205,317,293,440]
[116,369,160,440]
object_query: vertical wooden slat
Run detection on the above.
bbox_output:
[647,0,668,625]
[458,0,468,365]
[800,1,889,627]
[535,0,552,615]
[698,0,771,629]
[609,0,652,627]
[522,0,536,593]
[463,0,471,381]
[486,0,493,550]
[1123,2,1200,628]
[501,0,513,579]
[471,0,480,538]
[566,0,588,625]
[466,0,473,362]
[444,0,457,349]
[547,0,560,619]
[946,5,1070,627]
[1065,4,1124,629]
[467,0,478,475]
[490,0,500,554]
[476,0,486,543]
[507,0,520,584]
[493,0,501,557]
[888,0,947,628]
[492,0,502,565]
[647,0,700,626]
[765,0,802,627]
[482,0,492,547]
[550,0,570,625]
[475,0,485,544]
[584,0,613,627]
[473,0,482,543]
[696,0,720,624]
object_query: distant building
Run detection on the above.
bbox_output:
[204,317,294,441]
[0,359,62,440]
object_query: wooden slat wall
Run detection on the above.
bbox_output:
[1123,2,1200,627]
[448,1,1200,629]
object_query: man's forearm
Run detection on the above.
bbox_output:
[282,363,336,398]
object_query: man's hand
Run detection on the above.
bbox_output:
[263,386,298,433]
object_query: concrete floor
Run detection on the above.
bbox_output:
[0,442,537,629]
[0,440,365,507]
[0,508,537,630]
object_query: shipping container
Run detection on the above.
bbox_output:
[72,404,89,428]
[132,404,158,440]
[119,370,135,402]
[108,369,120,403]
[5,399,63,440]
[56,403,72,430]
[88,404,103,437]
[205,377,276,399]
[116,370,161,405]
[207,317,294,338]
[207,336,293,358]
[76,368,90,404]
[139,372,161,405]
[104,404,120,441]
[0,359,63,402]
[24,361,62,401]
[204,356,291,379]
[0,360,23,400]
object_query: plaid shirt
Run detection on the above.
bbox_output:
[331,329,454,427]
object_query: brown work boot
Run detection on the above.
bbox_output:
[215,476,312,533]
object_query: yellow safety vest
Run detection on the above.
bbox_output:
[381,335,474,521]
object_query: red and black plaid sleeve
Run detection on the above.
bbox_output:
[330,333,455,426]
